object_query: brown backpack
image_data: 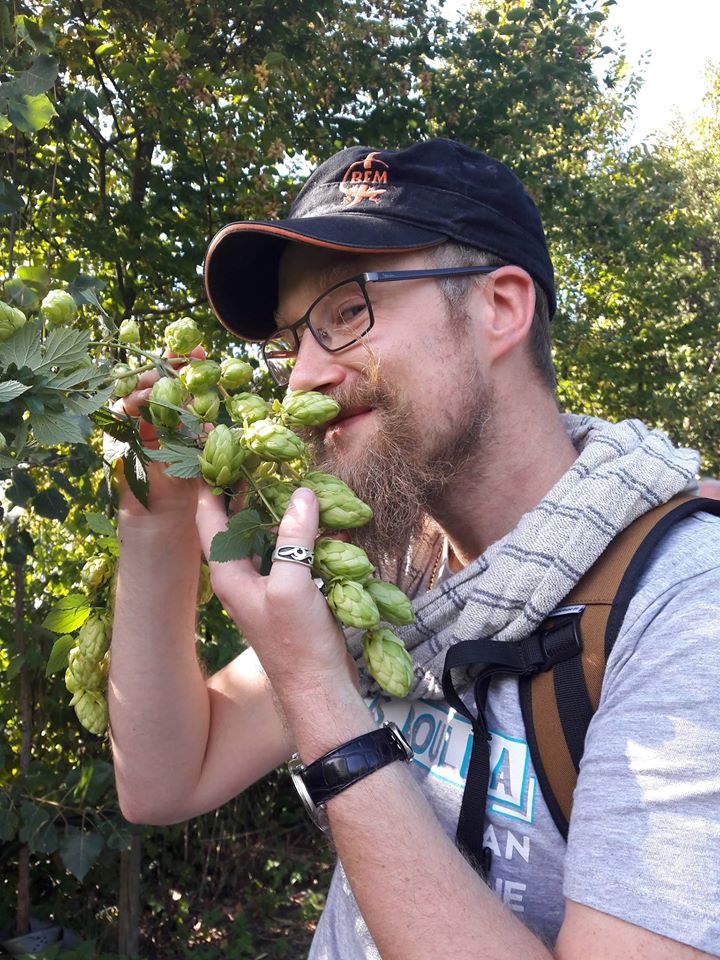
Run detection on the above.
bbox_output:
[442,495,720,874]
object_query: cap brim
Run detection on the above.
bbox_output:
[204,216,446,340]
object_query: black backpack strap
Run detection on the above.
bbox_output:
[521,494,720,838]
[442,610,583,876]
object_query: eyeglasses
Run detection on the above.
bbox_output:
[261,265,504,386]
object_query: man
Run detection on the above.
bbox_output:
[109,140,720,959]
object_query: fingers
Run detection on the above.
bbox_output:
[268,487,319,587]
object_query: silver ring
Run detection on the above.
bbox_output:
[271,544,314,567]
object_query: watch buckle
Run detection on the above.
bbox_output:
[383,721,414,761]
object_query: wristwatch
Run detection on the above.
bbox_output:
[288,721,414,831]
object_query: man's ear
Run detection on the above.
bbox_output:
[472,266,536,365]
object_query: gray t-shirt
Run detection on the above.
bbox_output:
[308,512,720,958]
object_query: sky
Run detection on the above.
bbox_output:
[444,0,720,144]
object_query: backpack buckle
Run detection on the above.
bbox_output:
[538,606,584,669]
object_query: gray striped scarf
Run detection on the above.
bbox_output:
[351,414,699,700]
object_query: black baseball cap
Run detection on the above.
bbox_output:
[204,138,555,340]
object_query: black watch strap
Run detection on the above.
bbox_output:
[289,722,413,829]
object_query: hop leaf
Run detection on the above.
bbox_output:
[244,418,306,462]
[41,289,77,326]
[197,562,214,606]
[363,628,414,698]
[364,580,415,625]
[326,578,380,629]
[303,472,372,529]
[281,389,340,427]
[165,317,203,354]
[312,538,374,582]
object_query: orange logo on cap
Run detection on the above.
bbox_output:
[340,152,389,207]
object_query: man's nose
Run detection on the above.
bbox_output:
[287,333,349,393]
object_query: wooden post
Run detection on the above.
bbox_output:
[118,833,142,956]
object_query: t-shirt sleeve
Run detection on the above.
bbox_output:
[562,514,720,954]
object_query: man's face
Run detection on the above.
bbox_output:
[276,244,496,563]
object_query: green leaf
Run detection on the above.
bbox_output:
[17,55,59,96]
[17,15,55,54]
[19,801,50,842]
[6,654,24,679]
[0,808,19,841]
[61,383,115,416]
[43,594,91,633]
[0,115,10,133]
[209,508,268,563]
[31,819,60,854]
[30,409,91,445]
[7,93,56,133]
[46,634,75,675]
[0,178,24,215]
[123,448,149,508]
[3,528,34,564]
[4,277,40,313]
[6,470,37,505]
[32,487,69,520]
[67,273,108,316]
[145,441,201,479]
[34,325,90,374]
[0,319,42,368]
[84,511,115,537]
[0,379,31,402]
[59,827,105,882]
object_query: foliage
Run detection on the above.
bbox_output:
[1,0,718,952]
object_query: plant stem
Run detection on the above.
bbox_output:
[240,464,280,524]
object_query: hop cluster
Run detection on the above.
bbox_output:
[104,326,417,701]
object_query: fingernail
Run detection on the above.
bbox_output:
[291,487,315,506]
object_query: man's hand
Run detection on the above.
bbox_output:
[196,485,360,702]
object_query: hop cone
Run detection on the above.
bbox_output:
[180,359,221,393]
[118,318,141,345]
[74,690,108,736]
[199,424,246,491]
[226,392,268,424]
[244,419,306,462]
[78,613,111,661]
[0,302,27,341]
[304,472,373,529]
[81,555,114,591]
[67,647,106,692]
[149,376,187,428]
[281,390,340,427]
[254,478,297,519]
[111,363,139,398]
[41,289,77,325]
[364,580,415,626]
[188,389,220,422]
[165,317,203,354]
[219,357,253,391]
[363,628,414,698]
[313,538,374,583]
[326,578,380,629]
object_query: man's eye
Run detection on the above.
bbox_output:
[334,302,367,327]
